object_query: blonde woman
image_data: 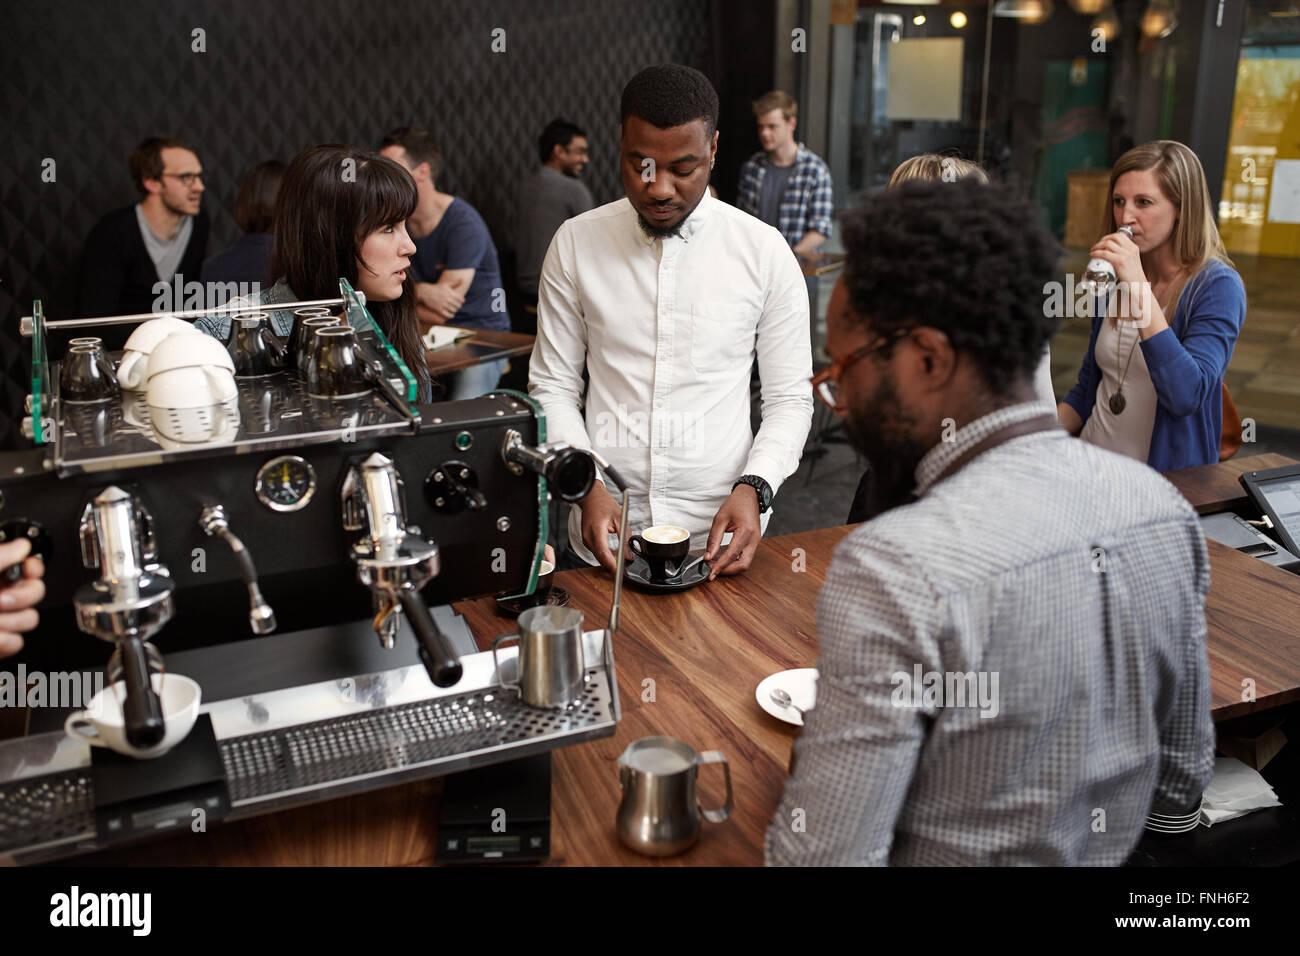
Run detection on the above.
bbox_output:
[1058,141,1246,470]
[887,153,988,186]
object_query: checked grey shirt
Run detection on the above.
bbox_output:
[766,401,1216,866]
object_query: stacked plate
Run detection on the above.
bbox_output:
[1144,797,1204,835]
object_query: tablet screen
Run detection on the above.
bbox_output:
[1259,477,1300,526]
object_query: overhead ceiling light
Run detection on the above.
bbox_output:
[914,12,927,25]
[951,11,968,27]
[1140,1,1178,38]
[993,1,1054,24]
[1092,7,1120,40]
[1066,0,1106,13]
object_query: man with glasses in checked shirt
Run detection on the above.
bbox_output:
[77,136,210,323]
[766,180,1214,866]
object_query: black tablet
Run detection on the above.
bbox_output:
[1240,464,1300,558]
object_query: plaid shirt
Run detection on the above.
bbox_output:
[737,144,834,247]
[766,402,1216,866]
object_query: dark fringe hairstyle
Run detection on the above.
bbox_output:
[269,144,430,400]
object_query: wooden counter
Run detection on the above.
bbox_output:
[72,460,1300,865]
[425,326,534,377]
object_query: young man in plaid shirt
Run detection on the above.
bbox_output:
[737,91,834,257]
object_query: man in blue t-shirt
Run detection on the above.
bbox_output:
[380,126,510,399]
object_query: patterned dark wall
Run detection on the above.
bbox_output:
[0,0,721,448]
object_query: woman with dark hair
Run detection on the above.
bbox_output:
[197,145,431,400]
[200,159,284,286]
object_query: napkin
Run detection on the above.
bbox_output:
[1200,756,1282,826]
[422,325,474,350]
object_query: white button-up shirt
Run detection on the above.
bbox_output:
[530,191,814,563]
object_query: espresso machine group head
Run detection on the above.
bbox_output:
[342,451,462,687]
[73,486,173,749]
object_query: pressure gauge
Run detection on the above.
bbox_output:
[254,455,316,512]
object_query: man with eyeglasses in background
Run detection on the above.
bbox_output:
[76,136,209,321]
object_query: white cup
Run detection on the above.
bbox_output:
[145,329,236,380]
[118,318,197,390]
[147,365,238,410]
[64,674,201,759]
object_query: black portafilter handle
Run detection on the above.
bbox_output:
[119,637,166,749]
[399,590,463,688]
[506,443,596,502]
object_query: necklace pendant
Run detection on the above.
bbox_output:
[1109,391,1127,415]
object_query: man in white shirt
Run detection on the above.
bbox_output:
[529,64,813,578]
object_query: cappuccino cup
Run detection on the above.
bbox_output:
[64,673,201,759]
[630,525,690,580]
[517,559,555,610]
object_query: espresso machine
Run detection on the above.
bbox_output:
[0,284,624,864]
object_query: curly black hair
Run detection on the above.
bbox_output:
[620,64,719,135]
[839,179,1062,397]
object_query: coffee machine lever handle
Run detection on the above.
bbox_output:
[119,636,166,749]
[398,590,462,688]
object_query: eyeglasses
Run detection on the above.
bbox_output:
[809,331,906,411]
[162,172,205,186]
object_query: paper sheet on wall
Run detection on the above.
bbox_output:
[886,38,963,122]
[1266,159,1300,224]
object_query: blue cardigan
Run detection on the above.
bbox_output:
[1062,259,1247,472]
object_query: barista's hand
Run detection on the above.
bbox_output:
[0,538,45,659]
[543,544,556,567]
[578,482,628,575]
[704,485,761,580]
[415,281,465,324]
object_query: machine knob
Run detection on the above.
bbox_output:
[425,461,487,514]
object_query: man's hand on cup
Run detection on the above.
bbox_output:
[0,538,45,658]
[704,484,762,580]
[578,482,629,575]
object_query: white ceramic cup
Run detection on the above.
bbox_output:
[118,318,197,389]
[64,673,201,759]
[145,329,236,380]
[147,365,238,410]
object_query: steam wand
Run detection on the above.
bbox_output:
[584,451,631,638]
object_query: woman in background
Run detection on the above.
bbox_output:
[198,145,431,400]
[1059,140,1245,470]
[200,159,284,287]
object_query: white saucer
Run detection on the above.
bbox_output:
[756,668,818,727]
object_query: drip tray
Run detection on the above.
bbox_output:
[0,630,619,863]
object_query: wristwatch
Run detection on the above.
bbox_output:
[733,475,773,514]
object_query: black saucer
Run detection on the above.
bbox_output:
[495,586,571,619]
[623,551,711,592]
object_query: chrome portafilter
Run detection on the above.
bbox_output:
[342,452,462,687]
[74,487,174,749]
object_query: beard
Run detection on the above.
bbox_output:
[161,192,196,217]
[634,193,704,240]
[635,208,687,240]
[843,367,931,517]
